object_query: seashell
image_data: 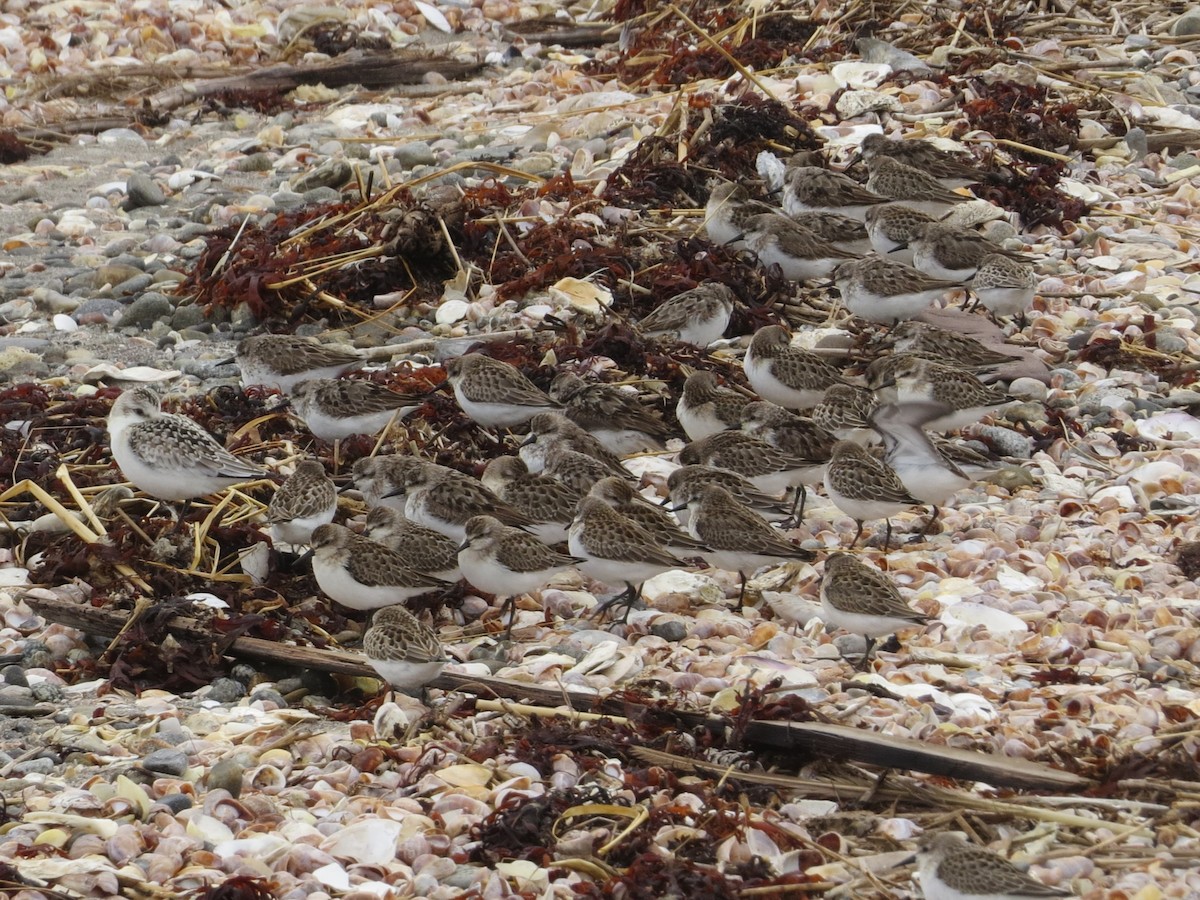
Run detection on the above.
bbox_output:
[435,298,470,325]
[319,817,402,865]
[831,61,892,89]
[24,812,118,839]
[435,763,492,788]
[53,313,77,331]
[413,0,453,32]
[495,859,550,891]
[836,89,901,118]
[312,862,351,891]
[247,765,286,793]
[184,813,235,846]
[940,602,1026,636]
[547,276,612,317]
[81,363,182,384]
[1135,411,1200,447]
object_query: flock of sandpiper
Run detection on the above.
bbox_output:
[97,133,1075,898]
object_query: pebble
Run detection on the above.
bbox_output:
[206,677,246,703]
[206,758,245,797]
[142,749,189,777]
[124,172,166,210]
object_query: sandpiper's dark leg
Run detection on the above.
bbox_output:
[917,506,940,539]
[882,518,893,550]
[735,572,748,609]
[500,595,516,640]
[621,583,643,623]
[850,519,864,548]
[857,635,877,670]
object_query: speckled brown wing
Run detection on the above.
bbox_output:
[365,606,445,664]
[822,554,926,621]
[306,379,423,415]
[497,475,581,524]
[562,384,672,439]
[576,502,683,568]
[813,385,878,433]
[826,445,919,504]
[694,489,813,559]
[269,465,335,522]
[345,536,449,589]
[496,530,583,573]
[934,844,1070,897]
[126,417,264,479]
[927,366,1011,409]
[790,167,887,206]
[762,347,846,395]
[866,158,968,205]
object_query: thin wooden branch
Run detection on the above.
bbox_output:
[25,593,1088,793]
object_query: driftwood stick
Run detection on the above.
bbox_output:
[25,593,1088,792]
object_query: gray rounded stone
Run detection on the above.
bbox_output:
[207,677,246,703]
[142,748,189,776]
[2,665,28,687]
[206,758,244,798]
[290,159,352,193]
[157,793,194,813]
[650,620,688,642]
[120,293,174,328]
[30,682,64,703]
[125,172,166,210]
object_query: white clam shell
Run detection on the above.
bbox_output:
[435,298,470,325]
[1135,410,1200,446]
[319,818,403,865]
[81,363,182,384]
[831,61,893,89]
[941,601,1027,636]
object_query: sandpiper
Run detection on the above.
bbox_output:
[863,204,936,263]
[392,460,533,542]
[458,514,582,636]
[973,252,1038,323]
[363,605,448,695]
[588,476,710,557]
[888,321,1019,371]
[857,133,991,190]
[865,156,971,217]
[744,324,848,410]
[362,505,462,582]
[833,256,962,325]
[909,222,1028,283]
[444,353,558,428]
[480,455,580,544]
[107,387,266,503]
[267,459,336,546]
[742,213,860,282]
[812,384,879,444]
[676,482,814,605]
[887,356,1013,431]
[823,440,921,548]
[289,378,423,442]
[665,465,791,525]
[781,165,889,220]
[309,523,450,610]
[676,370,751,441]
[549,372,671,455]
[569,496,685,621]
[820,551,930,666]
[636,282,736,347]
[870,402,972,534]
[704,181,777,247]
[519,412,628,478]
[913,832,1071,899]
[233,333,363,394]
